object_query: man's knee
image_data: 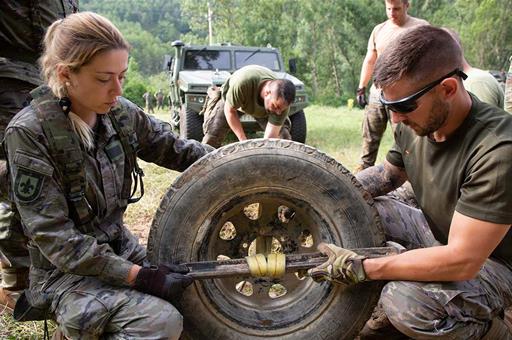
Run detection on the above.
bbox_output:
[380,281,444,337]
[55,290,111,338]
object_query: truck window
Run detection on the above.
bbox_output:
[235,51,281,71]
[184,50,231,70]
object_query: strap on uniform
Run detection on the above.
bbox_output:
[31,90,95,234]
[107,113,144,204]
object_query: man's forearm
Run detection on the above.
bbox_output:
[358,52,376,88]
[355,162,407,197]
[364,245,479,281]
[224,104,247,141]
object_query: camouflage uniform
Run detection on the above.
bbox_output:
[506,55,512,113]
[365,197,512,339]
[359,85,395,169]
[4,85,212,338]
[0,0,78,294]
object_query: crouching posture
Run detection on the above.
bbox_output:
[4,12,212,339]
[311,26,512,339]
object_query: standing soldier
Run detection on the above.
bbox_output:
[156,88,165,110]
[0,0,78,310]
[506,55,512,113]
[143,90,155,114]
[354,0,428,172]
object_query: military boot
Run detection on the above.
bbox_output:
[482,318,512,340]
[357,303,409,340]
[0,286,17,311]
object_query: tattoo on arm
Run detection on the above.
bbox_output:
[355,162,407,198]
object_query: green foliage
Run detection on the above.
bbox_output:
[82,0,512,105]
[123,58,147,107]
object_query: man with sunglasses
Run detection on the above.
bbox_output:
[354,0,428,173]
[311,26,512,338]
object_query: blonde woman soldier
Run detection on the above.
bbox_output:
[3,12,212,339]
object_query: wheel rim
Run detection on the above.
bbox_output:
[194,187,344,333]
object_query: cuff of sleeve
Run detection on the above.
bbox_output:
[101,259,134,287]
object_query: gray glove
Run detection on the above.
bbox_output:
[308,243,368,285]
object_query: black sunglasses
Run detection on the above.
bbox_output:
[379,68,468,114]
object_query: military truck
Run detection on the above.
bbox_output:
[166,40,309,143]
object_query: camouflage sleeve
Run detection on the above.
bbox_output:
[5,126,134,287]
[120,99,213,171]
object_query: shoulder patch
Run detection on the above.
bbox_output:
[14,168,44,203]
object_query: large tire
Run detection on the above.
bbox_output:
[179,106,204,141]
[148,139,385,340]
[289,110,307,143]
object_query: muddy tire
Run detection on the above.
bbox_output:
[289,110,307,143]
[179,106,204,141]
[148,139,385,340]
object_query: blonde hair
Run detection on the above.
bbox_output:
[40,12,130,149]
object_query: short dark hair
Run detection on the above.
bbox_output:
[272,79,296,105]
[374,25,463,89]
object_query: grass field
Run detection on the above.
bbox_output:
[1,105,394,338]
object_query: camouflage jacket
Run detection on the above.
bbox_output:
[0,0,78,84]
[4,85,212,287]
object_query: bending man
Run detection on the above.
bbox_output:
[202,65,295,148]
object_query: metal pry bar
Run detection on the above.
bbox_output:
[182,246,399,279]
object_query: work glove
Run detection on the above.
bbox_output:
[134,264,193,304]
[308,243,368,285]
[356,87,368,108]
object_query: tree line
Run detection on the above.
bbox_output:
[81,0,512,106]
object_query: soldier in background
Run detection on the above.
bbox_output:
[142,90,155,113]
[201,65,295,148]
[506,56,512,113]
[0,0,78,310]
[156,88,165,110]
[354,0,428,173]
[445,28,504,108]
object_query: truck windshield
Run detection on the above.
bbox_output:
[184,50,231,70]
[235,51,281,71]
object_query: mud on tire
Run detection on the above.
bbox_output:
[148,139,385,340]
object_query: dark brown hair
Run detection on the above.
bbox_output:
[374,25,463,89]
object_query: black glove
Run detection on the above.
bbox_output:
[356,87,368,108]
[134,264,193,304]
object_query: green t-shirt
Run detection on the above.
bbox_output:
[464,68,504,109]
[386,94,512,269]
[221,65,289,126]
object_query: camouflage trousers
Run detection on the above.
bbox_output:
[505,56,512,113]
[0,77,32,290]
[359,85,396,168]
[201,86,291,148]
[46,273,183,339]
[370,196,512,339]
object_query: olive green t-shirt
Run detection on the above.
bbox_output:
[221,65,289,126]
[386,94,512,269]
[464,68,504,108]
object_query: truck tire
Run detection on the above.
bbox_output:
[289,110,307,143]
[148,139,385,340]
[179,106,204,141]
